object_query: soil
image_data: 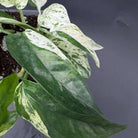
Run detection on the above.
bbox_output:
[0,12,37,80]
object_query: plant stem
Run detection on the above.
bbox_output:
[18,9,26,23]
[17,68,25,78]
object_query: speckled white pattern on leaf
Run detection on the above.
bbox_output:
[25,29,67,60]
[38,3,70,31]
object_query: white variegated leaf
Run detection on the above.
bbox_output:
[38,3,70,31]
[15,82,50,137]
[25,29,68,61]
[15,0,28,9]
[38,3,103,68]
[52,23,103,68]
[50,37,91,78]
[32,0,47,13]
[85,36,103,51]
[0,0,14,7]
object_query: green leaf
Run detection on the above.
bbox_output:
[0,17,36,31]
[28,0,36,7]
[0,73,19,136]
[0,111,18,137]
[0,0,14,7]
[0,11,15,19]
[15,80,127,138]
[38,3,70,31]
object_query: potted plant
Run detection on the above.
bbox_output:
[0,0,127,138]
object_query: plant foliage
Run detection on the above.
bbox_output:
[0,1,127,138]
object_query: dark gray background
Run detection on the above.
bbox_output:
[1,0,138,138]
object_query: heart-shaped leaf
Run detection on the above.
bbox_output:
[0,73,19,136]
[15,80,127,138]
[38,3,70,30]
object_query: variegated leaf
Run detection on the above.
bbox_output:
[38,3,103,68]
[50,37,91,78]
[31,0,47,13]
[51,23,103,68]
[38,3,70,31]
[0,0,14,7]
[24,29,68,60]
[15,0,28,9]
[15,82,50,137]
[14,80,127,138]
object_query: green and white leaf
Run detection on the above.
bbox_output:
[0,0,14,7]
[51,23,103,68]
[25,29,67,60]
[50,36,91,78]
[0,73,18,136]
[15,80,127,138]
[0,0,28,9]
[31,0,47,13]
[0,111,18,137]
[6,29,103,117]
[15,82,50,137]
[38,3,103,68]
[38,3,70,31]
[15,0,28,9]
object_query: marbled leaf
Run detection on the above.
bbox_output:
[38,3,70,31]
[15,80,127,138]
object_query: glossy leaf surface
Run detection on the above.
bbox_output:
[0,73,18,136]
[6,29,102,116]
[6,30,127,137]
[15,80,127,138]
